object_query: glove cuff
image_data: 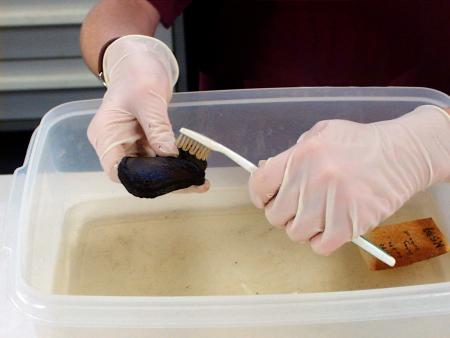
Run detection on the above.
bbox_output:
[421,104,450,121]
[102,35,179,88]
[399,105,450,185]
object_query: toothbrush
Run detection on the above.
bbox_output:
[176,127,396,267]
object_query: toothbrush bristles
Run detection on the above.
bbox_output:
[175,134,210,161]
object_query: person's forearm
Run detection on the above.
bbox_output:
[80,0,160,74]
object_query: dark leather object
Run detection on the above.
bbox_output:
[118,149,207,198]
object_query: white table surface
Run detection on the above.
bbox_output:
[0,175,35,338]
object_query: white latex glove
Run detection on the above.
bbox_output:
[88,35,206,189]
[249,105,450,255]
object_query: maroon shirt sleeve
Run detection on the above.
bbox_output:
[148,0,192,28]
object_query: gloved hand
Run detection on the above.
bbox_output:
[88,35,207,192]
[249,105,450,255]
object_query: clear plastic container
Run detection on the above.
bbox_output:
[2,87,450,338]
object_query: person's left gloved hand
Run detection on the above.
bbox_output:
[248,105,450,255]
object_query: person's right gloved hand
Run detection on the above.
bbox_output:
[248,105,450,255]
[88,35,207,193]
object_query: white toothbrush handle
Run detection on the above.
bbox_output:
[221,148,257,173]
[353,236,396,267]
[221,148,396,267]
[181,126,397,267]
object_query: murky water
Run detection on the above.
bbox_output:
[54,189,450,296]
